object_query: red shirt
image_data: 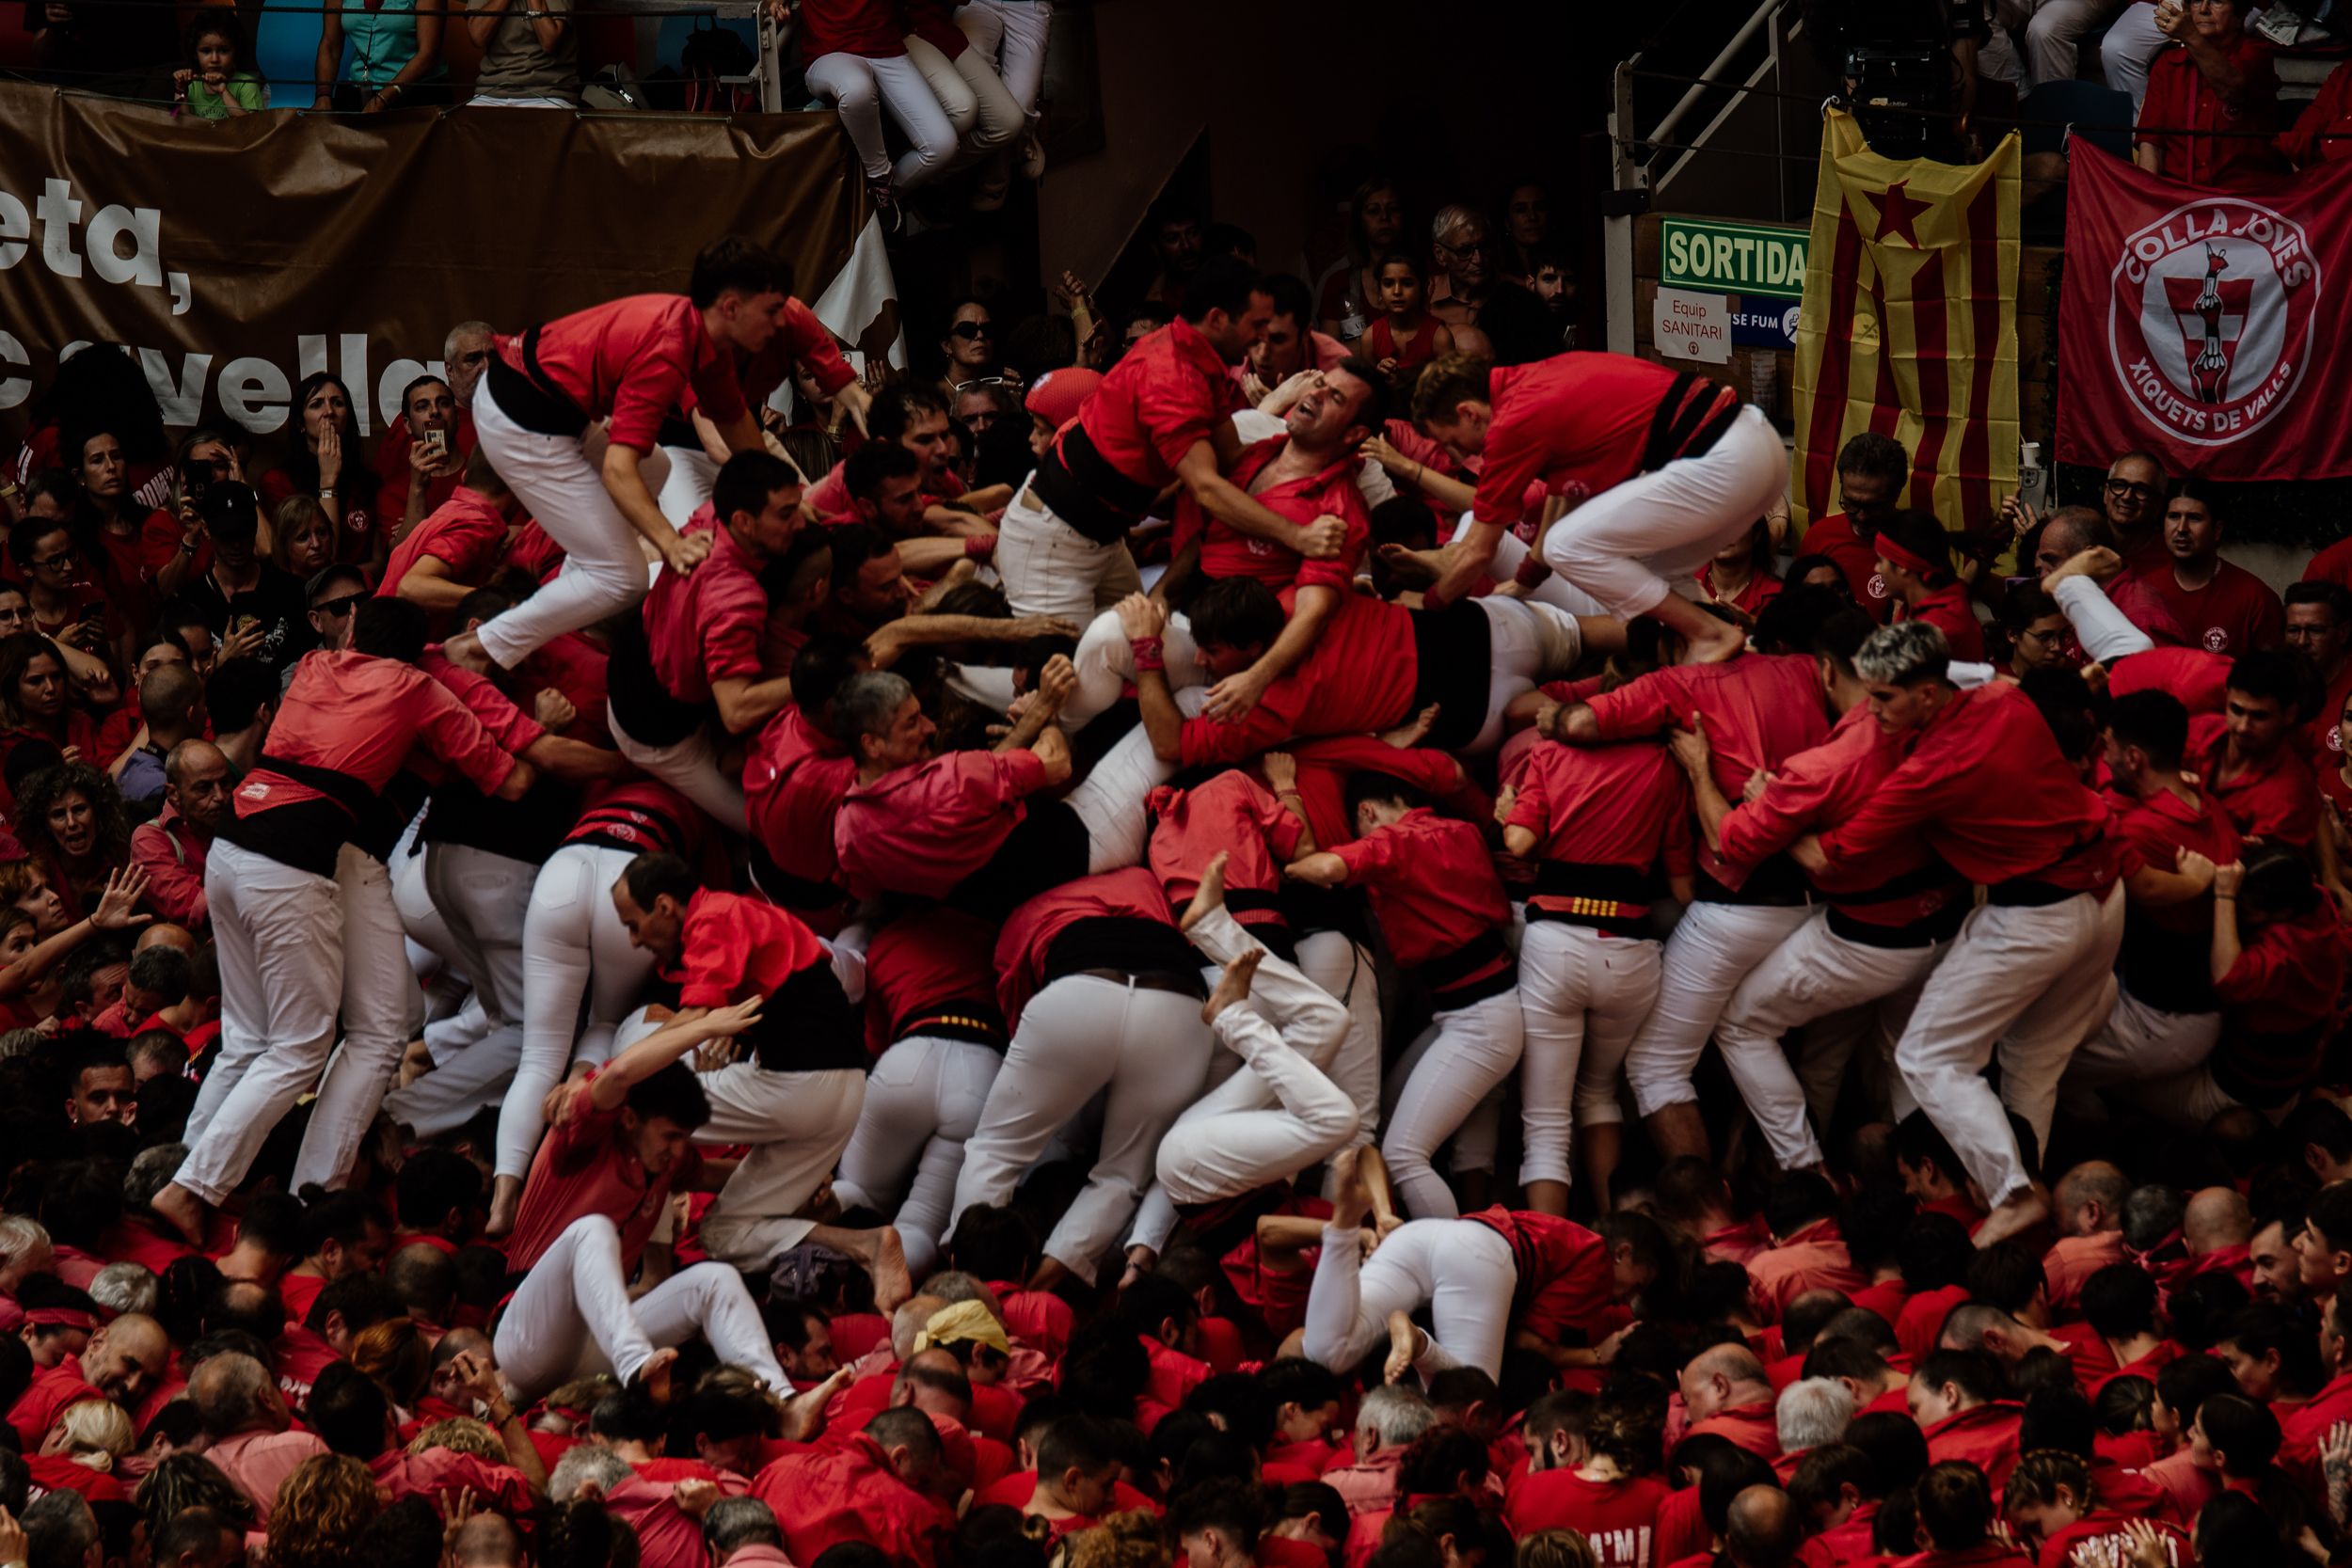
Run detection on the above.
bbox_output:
[1899,582,1985,662]
[2281,56,2352,166]
[23,1453,126,1505]
[1819,682,2118,893]
[701,297,859,413]
[2034,1513,2191,1568]
[752,1433,957,1568]
[744,707,858,909]
[1470,352,1692,527]
[862,906,1000,1053]
[643,506,769,705]
[675,888,828,1008]
[378,485,508,600]
[499,294,746,453]
[1177,592,1418,768]
[2188,713,2318,848]
[2043,1231,2126,1319]
[1283,736,1465,855]
[1464,1208,1617,1342]
[1923,1402,2026,1493]
[1796,1502,1880,1568]
[1746,1218,1867,1324]
[794,0,905,58]
[1506,738,1694,904]
[1330,808,1508,974]
[1057,315,1245,495]
[1801,513,1895,621]
[993,867,1177,1033]
[1690,1402,1781,1459]
[229,649,516,834]
[502,1072,703,1273]
[1502,1471,1666,1564]
[1146,769,1307,934]
[1188,436,1371,594]
[7,1356,103,1447]
[372,412,476,527]
[1583,653,1831,891]
[565,777,707,861]
[2215,900,2345,1035]
[2282,1369,2352,1491]
[2137,36,2285,188]
[2106,646,2231,717]
[2130,561,2283,657]
[1700,563,1783,619]
[1899,1284,1972,1365]
[128,804,209,928]
[834,749,1051,901]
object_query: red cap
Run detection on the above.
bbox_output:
[1024,367,1103,433]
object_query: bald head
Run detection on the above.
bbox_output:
[85,1312,168,1403]
[2184,1187,2253,1255]
[2054,1161,2130,1238]
[1682,1343,1772,1421]
[892,1346,972,1418]
[1937,1303,2023,1360]
[889,1295,949,1360]
[1725,1484,1802,1568]
[451,1514,520,1568]
[139,662,205,727]
[188,1351,283,1436]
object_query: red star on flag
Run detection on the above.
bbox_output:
[1868,180,1929,247]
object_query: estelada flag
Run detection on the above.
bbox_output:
[2057,140,2352,482]
[1791,111,2021,534]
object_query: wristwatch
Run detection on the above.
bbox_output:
[318,487,337,499]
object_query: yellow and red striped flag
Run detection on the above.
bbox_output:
[1791,111,2021,535]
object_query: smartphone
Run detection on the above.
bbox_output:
[419,427,450,464]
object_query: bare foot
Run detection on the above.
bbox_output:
[151,1181,207,1248]
[1972,1185,2050,1249]
[397,1038,435,1088]
[780,1367,852,1441]
[870,1225,913,1314]
[440,628,494,675]
[485,1175,524,1241]
[1028,1256,1072,1293]
[1203,949,1262,1025]
[1327,1147,1370,1232]
[631,1347,679,1403]
[1180,851,1230,935]
[1375,542,1441,588]
[1379,704,1439,749]
[1383,1310,1423,1385]
[1681,618,1748,665]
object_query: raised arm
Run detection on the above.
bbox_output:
[589,997,764,1112]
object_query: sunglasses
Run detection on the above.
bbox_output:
[948,321,993,341]
[2105,479,2158,499]
[312,593,365,617]
[32,548,76,568]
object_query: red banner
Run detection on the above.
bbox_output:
[2057,140,2352,480]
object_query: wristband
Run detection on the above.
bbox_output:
[963,533,996,562]
[1513,555,1555,590]
[1129,636,1165,673]
[318,487,337,499]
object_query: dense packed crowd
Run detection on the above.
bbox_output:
[12,12,2352,1568]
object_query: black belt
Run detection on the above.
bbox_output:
[487,325,592,439]
[1030,423,1162,546]
[1694,857,1811,909]
[1640,372,1740,475]
[1988,833,2106,908]
[894,1001,1008,1051]
[1419,928,1517,1006]
[605,613,713,750]
[1527,861,1660,940]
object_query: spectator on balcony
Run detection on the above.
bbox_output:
[2279,55,2352,168]
[1349,255,1454,394]
[256,374,381,568]
[11,347,176,524]
[1316,176,1406,343]
[1138,204,1207,313]
[313,0,448,113]
[901,0,1021,191]
[464,0,579,107]
[2134,0,2283,187]
[1426,206,1555,367]
[791,0,963,224]
[174,13,266,120]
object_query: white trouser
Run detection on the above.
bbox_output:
[493,1215,787,1397]
[1449,515,1609,619]
[1536,405,1788,623]
[903,34,1021,162]
[1897,885,2126,1207]
[2055,576,2154,664]
[2065,982,2221,1088]
[803,49,961,187]
[1153,905,1357,1204]
[1980,0,2128,88]
[1712,911,1945,1171]
[947,974,1213,1283]
[693,1065,867,1269]
[607,705,749,833]
[494,843,654,1180]
[901,35,977,142]
[1517,920,1661,1187]
[955,0,1052,113]
[1066,608,1206,730]
[994,481,1144,623]
[1057,705,1193,875]
[425,841,532,1029]
[467,94,575,108]
[655,446,720,528]
[1298,930,1383,1167]
[1624,899,1814,1119]
[2100,1,2167,111]
[1303,1217,1516,1380]
[471,376,654,671]
[834,1035,1004,1279]
[1381,987,1525,1220]
[294,847,416,1192]
[1470,595,1583,756]
[178,840,342,1201]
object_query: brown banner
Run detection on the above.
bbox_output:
[0,82,889,447]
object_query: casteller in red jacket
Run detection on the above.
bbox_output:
[750,1417,959,1568]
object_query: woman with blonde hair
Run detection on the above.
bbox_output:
[269,1453,380,1568]
[27,1396,135,1501]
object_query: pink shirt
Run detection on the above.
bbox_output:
[207,1428,329,1522]
[833,749,1049,901]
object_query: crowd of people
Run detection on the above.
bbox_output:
[9,12,2352,1568]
